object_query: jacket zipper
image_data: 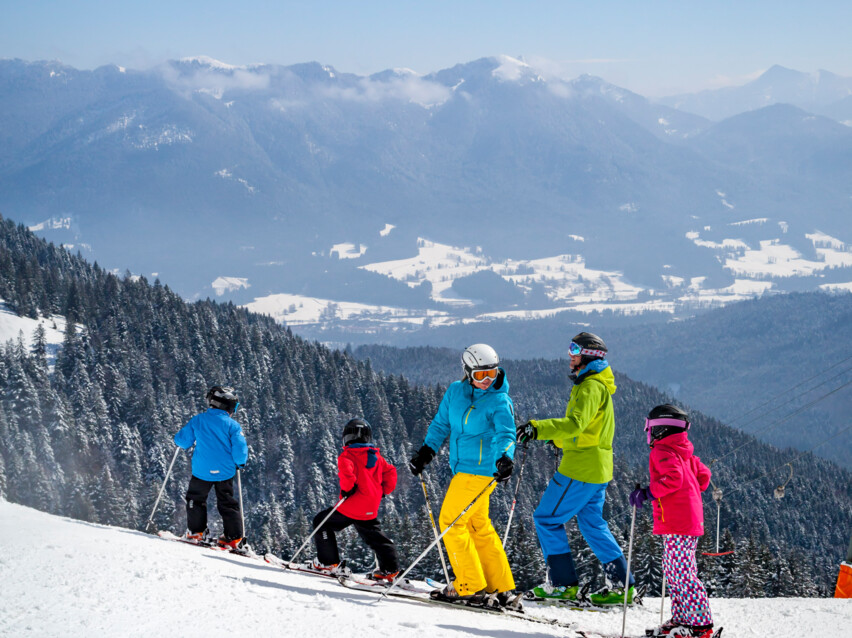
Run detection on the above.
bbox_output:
[478,439,482,465]
[657,498,665,522]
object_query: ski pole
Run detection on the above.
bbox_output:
[236,468,246,538]
[621,484,639,638]
[288,496,348,566]
[660,546,666,625]
[420,474,451,585]
[502,441,528,547]
[379,478,497,602]
[144,446,181,533]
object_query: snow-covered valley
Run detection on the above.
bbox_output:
[1,500,848,638]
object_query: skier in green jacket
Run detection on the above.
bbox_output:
[517,332,635,606]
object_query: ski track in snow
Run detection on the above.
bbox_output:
[0,500,849,638]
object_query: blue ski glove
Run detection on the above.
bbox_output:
[629,486,654,508]
[516,421,537,443]
[494,455,514,482]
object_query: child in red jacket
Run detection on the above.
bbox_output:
[312,418,400,580]
[630,404,715,638]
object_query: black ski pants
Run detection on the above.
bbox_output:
[185,475,242,540]
[313,508,399,573]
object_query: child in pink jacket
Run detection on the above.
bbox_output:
[630,404,715,638]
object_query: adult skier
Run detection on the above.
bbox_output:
[517,332,636,606]
[409,343,519,608]
[174,386,248,549]
[311,418,400,581]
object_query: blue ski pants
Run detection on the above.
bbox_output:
[533,472,624,584]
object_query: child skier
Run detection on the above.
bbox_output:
[408,343,519,608]
[630,404,715,638]
[174,386,248,549]
[517,332,635,606]
[311,418,400,580]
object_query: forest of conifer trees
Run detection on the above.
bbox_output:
[0,216,849,596]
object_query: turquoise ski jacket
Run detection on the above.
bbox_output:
[424,369,516,477]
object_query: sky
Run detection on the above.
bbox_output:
[2,0,852,97]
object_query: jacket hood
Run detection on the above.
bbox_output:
[652,431,694,458]
[580,364,616,394]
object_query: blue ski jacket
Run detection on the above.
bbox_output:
[174,408,248,481]
[424,370,516,477]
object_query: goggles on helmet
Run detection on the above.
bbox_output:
[569,341,607,358]
[471,368,498,381]
[644,417,690,444]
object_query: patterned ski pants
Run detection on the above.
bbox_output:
[663,535,713,626]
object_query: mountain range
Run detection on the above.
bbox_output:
[1,56,850,336]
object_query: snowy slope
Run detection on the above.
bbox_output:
[0,300,69,369]
[1,501,849,638]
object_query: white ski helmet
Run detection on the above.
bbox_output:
[462,343,500,381]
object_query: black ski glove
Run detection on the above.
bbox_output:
[341,484,357,498]
[409,445,436,476]
[516,421,537,443]
[494,455,514,482]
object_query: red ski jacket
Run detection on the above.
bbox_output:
[337,444,397,521]
[649,432,712,536]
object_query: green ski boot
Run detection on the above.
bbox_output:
[589,584,634,606]
[530,583,580,601]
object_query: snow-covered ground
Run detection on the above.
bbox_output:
[1,500,848,638]
[0,300,68,368]
[244,227,852,332]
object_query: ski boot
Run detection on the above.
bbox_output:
[185,528,210,544]
[667,625,717,638]
[310,557,350,576]
[367,569,399,583]
[589,584,634,606]
[527,583,580,601]
[486,590,524,611]
[430,583,488,606]
[217,535,245,550]
[645,618,681,636]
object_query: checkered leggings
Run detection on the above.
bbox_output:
[663,535,713,626]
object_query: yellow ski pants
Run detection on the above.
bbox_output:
[439,472,515,596]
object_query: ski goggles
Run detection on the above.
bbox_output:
[644,417,690,444]
[471,368,498,381]
[568,341,607,358]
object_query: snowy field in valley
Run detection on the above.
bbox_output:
[1,501,849,638]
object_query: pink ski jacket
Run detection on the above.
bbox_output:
[649,432,711,536]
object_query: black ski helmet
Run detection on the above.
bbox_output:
[645,403,690,444]
[342,418,372,446]
[206,386,239,414]
[569,332,608,370]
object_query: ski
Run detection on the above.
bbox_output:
[157,530,257,558]
[525,583,646,613]
[576,630,722,638]
[337,576,575,630]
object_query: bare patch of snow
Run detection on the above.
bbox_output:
[28,217,72,232]
[211,277,250,296]
[330,243,367,259]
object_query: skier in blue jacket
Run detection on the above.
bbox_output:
[174,386,248,548]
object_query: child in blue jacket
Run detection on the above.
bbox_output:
[174,386,248,548]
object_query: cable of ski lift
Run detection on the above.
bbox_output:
[732,364,852,437]
[725,421,852,497]
[709,376,852,466]
[723,353,852,431]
